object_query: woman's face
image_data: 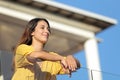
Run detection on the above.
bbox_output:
[31,20,50,44]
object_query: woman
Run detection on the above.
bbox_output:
[12,18,80,80]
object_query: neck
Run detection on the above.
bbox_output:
[31,39,44,51]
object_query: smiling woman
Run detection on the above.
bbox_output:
[11,18,81,80]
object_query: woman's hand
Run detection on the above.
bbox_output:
[60,58,68,68]
[66,55,77,71]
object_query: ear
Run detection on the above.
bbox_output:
[31,32,34,36]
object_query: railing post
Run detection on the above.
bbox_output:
[90,70,93,80]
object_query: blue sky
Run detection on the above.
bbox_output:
[53,0,120,80]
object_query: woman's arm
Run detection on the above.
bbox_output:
[27,51,81,73]
[29,51,63,61]
[27,50,67,68]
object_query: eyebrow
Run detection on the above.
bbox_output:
[40,24,48,27]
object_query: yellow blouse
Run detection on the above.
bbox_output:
[12,44,67,80]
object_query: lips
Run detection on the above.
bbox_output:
[42,33,49,38]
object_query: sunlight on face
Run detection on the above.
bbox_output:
[32,20,50,44]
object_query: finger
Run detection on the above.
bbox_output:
[72,58,78,69]
[69,56,77,69]
[61,59,68,68]
[66,59,72,70]
[68,60,77,71]
[70,64,76,71]
[67,62,75,71]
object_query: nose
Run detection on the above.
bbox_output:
[45,28,50,34]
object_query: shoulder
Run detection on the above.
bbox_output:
[17,44,29,47]
[16,44,33,53]
[17,44,31,49]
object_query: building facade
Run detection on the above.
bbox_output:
[0,0,117,80]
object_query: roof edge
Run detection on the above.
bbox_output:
[34,0,117,24]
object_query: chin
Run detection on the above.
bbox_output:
[41,39,48,44]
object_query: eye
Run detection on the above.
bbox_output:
[47,27,51,33]
[40,26,45,29]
